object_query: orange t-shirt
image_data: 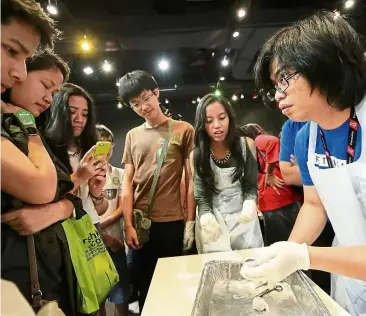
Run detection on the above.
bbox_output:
[122,119,194,222]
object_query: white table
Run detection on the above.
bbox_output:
[142,250,351,316]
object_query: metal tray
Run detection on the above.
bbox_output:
[192,260,331,316]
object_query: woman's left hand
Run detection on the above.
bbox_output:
[2,204,57,235]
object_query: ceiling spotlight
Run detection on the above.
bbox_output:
[221,57,229,67]
[102,60,112,73]
[117,102,123,109]
[240,94,245,99]
[165,99,169,104]
[83,66,93,75]
[158,59,169,71]
[232,94,238,101]
[237,8,246,18]
[233,31,240,38]
[47,4,58,15]
[174,84,178,89]
[81,36,91,52]
[212,52,215,57]
[192,100,197,104]
[344,0,354,9]
[214,89,221,97]
[220,77,225,81]
[116,82,120,87]
[197,97,201,102]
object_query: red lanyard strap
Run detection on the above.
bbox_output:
[319,107,359,169]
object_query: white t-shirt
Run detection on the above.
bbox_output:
[69,151,100,224]
[99,166,124,240]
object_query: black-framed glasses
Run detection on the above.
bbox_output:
[266,71,299,101]
[129,93,154,109]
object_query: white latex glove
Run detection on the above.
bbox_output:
[238,199,257,223]
[240,241,310,288]
[183,221,195,251]
[199,213,221,244]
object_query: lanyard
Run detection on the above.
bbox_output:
[319,107,359,169]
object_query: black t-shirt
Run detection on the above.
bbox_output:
[1,113,75,312]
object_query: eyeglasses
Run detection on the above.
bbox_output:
[266,71,299,101]
[130,93,154,109]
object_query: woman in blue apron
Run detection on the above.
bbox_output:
[193,93,263,253]
[240,11,366,316]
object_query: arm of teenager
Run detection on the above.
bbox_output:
[89,166,109,216]
[289,128,328,245]
[1,136,57,204]
[182,125,195,250]
[122,163,139,249]
[262,135,285,194]
[280,162,302,186]
[121,132,140,249]
[238,137,259,222]
[1,198,74,235]
[309,246,366,281]
[100,170,124,229]
[241,137,258,202]
[288,185,328,245]
[279,121,302,186]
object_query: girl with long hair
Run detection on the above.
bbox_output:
[193,93,263,253]
[43,83,108,232]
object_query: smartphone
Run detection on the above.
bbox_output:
[93,141,111,160]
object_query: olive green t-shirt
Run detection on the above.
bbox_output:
[122,119,194,222]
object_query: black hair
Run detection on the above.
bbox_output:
[194,93,245,194]
[255,10,366,111]
[42,83,97,172]
[96,124,114,143]
[2,50,69,105]
[240,124,265,140]
[26,49,70,82]
[118,70,158,106]
[1,0,60,50]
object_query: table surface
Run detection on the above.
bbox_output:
[141,250,351,316]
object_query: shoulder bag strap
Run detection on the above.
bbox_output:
[146,120,174,217]
[27,235,43,310]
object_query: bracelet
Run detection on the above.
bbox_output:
[92,196,104,205]
[90,192,104,200]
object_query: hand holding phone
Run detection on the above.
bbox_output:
[93,141,111,161]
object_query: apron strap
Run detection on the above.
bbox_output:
[307,122,318,163]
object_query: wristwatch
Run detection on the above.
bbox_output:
[25,126,38,136]
[14,109,38,136]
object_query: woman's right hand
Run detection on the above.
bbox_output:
[74,146,107,184]
[200,213,221,243]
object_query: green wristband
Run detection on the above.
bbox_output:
[14,109,36,128]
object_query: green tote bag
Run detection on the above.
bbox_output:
[62,212,119,314]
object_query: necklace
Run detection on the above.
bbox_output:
[68,148,82,158]
[210,148,231,164]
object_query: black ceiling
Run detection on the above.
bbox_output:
[40,0,366,108]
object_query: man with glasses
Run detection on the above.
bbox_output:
[241,11,366,316]
[118,70,195,311]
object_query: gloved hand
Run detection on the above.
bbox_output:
[238,199,257,223]
[183,221,195,251]
[240,241,310,288]
[199,213,221,244]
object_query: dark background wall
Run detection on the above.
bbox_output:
[96,98,287,167]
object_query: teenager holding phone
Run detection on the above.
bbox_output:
[43,83,108,232]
